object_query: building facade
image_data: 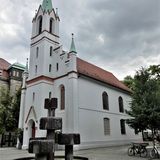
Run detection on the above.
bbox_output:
[0,58,25,95]
[19,0,141,149]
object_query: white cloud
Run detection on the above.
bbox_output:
[0,0,159,80]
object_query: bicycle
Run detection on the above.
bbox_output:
[149,144,160,159]
[128,142,148,158]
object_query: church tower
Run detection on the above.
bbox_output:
[21,0,81,149]
[22,0,62,149]
[29,0,60,80]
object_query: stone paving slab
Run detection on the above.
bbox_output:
[0,146,159,160]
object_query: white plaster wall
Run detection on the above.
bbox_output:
[53,76,75,133]
[78,77,141,148]
[23,81,54,148]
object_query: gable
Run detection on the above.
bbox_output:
[25,106,38,124]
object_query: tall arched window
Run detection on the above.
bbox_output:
[60,85,65,110]
[102,92,109,110]
[38,16,43,34]
[119,96,124,113]
[120,119,126,135]
[49,18,54,33]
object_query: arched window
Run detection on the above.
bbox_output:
[38,16,43,34]
[102,92,109,110]
[119,96,124,113]
[49,18,54,33]
[104,118,110,135]
[120,119,126,135]
[60,85,65,110]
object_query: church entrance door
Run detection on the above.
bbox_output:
[28,119,36,139]
[32,121,36,138]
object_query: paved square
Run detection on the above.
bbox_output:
[0,145,157,160]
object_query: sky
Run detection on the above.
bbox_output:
[0,0,160,80]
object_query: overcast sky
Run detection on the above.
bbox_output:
[0,0,160,80]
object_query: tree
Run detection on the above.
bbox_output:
[0,88,13,133]
[148,65,160,80]
[123,75,134,90]
[126,67,160,139]
[0,87,21,133]
[11,88,21,130]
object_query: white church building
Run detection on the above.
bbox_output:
[19,0,141,149]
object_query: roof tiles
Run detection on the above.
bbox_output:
[77,58,131,93]
[0,58,11,70]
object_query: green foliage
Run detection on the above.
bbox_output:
[0,87,21,133]
[123,75,134,90]
[148,65,160,80]
[12,89,21,129]
[126,65,160,135]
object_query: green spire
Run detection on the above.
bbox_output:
[42,0,53,12]
[70,33,77,53]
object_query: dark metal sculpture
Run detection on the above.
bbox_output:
[28,98,85,160]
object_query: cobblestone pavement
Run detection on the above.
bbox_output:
[0,145,158,160]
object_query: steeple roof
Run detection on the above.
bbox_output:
[42,0,53,12]
[8,62,26,70]
[70,33,77,53]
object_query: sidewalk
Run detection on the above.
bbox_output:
[0,145,156,160]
